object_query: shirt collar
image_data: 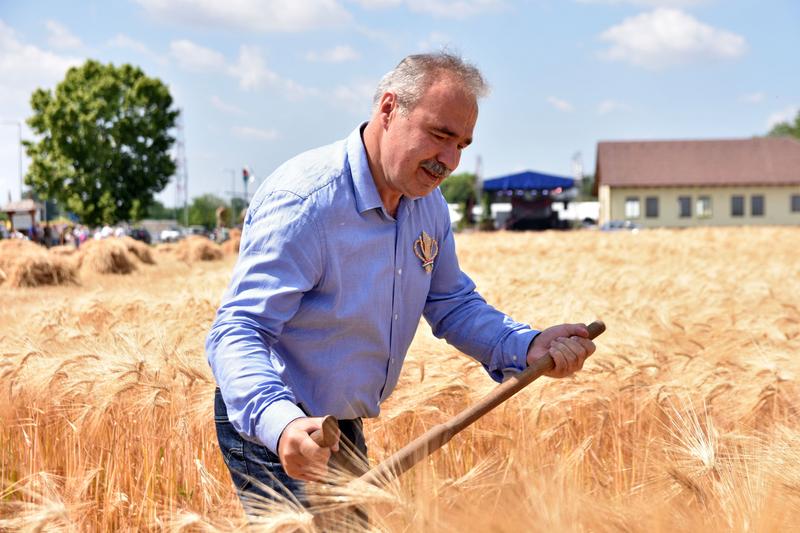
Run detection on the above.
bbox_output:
[347,123,384,214]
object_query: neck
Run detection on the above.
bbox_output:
[362,120,401,216]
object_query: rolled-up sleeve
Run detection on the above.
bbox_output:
[206,190,324,453]
[422,198,538,382]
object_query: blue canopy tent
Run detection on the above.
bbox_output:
[482,170,574,193]
[482,170,575,230]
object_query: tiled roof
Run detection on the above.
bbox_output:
[596,137,800,188]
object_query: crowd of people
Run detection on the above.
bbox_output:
[0,220,125,248]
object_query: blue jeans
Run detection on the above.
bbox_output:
[214,387,368,511]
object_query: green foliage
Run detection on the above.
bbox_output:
[578,174,596,200]
[440,172,477,205]
[768,110,800,140]
[188,194,227,230]
[146,200,177,220]
[23,60,178,226]
[440,172,477,229]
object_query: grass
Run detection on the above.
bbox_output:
[1,226,798,531]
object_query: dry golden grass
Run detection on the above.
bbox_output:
[0,240,79,288]
[177,236,224,262]
[1,226,799,531]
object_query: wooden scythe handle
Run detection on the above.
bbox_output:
[358,320,606,487]
[310,415,340,448]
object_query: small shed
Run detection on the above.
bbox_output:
[483,170,575,230]
[1,199,42,232]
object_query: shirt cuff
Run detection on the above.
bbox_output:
[501,328,540,374]
[255,399,308,455]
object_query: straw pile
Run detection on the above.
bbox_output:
[221,228,241,255]
[176,235,223,262]
[119,236,155,265]
[78,238,138,275]
[0,239,78,288]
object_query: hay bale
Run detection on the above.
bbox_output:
[50,245,77,256]
[0,239,79,288]
[177,235,223,262]
[119,236,155,265]
[78,238,138,275]
[222,228,242,255]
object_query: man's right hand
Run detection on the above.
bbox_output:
[277,417,340,481]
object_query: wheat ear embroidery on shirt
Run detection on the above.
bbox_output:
[413,231,439,273]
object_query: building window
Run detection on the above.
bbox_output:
[696,196,712,218]
[645,197,659,218]
[751,195,765,217]
[731,195,744,217]
[678,196,691,218]
[792,194,800,213]
[625,197,640,219]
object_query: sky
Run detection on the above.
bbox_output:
[0,0,798,209]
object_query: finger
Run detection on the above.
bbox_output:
[563,323,590,338]
[299,434,332,464]
[555,341,579,372]
[571,336,596,358]
[560,336,586,360]
[549,344,569,374]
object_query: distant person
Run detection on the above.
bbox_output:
[206,52,596,512]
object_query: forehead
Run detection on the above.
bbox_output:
[408,75,478,138]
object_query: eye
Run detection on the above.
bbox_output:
[431,131,446,140]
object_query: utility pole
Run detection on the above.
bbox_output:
[0,120,23,200]
[224,168,236,227]
[174,110,189,226]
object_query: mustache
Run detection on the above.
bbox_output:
[420,159,452,180]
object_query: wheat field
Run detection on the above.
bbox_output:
[1,227,799,531]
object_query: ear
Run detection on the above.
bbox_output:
[377,91,398,128]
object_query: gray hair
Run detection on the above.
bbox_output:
[372,52,489,114]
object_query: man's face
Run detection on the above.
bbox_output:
[379,75,478,200]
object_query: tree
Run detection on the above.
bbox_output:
[24,60,178,226]
[188,194,228,230]
[440,172,477,228]
[146,199,177,220]
[768,110,800,140]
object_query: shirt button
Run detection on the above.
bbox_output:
[397,268,402,275]
[394,314,398,320]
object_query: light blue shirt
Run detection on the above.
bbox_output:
[206,125,539,454]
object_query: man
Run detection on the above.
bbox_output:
[206,52,595,508]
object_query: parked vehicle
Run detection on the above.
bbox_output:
[128,227,152,244]
[600,220,641,232]
[160,227,182,242]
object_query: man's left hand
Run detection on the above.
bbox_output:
[526,323,596,378]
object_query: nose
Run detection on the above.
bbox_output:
[438,143,460,174]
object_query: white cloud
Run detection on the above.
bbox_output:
[210,95,244,115]
[136,0,352,32]
[45,20,82,49]
[740,91,765,104]
[766,105,798,130]
[169,39,226,71]
[354,0,504,18]
[228,45,281,91]
[0,20,82,200]
[599,9,746,69]
[547,96,574,112]
[418,32,454,51]
[305,45,360,63]
[0,20,81,103]
[332,80,377,113]
[577,0,710,6]
[232,126,280,141]
[597,99,631,115]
